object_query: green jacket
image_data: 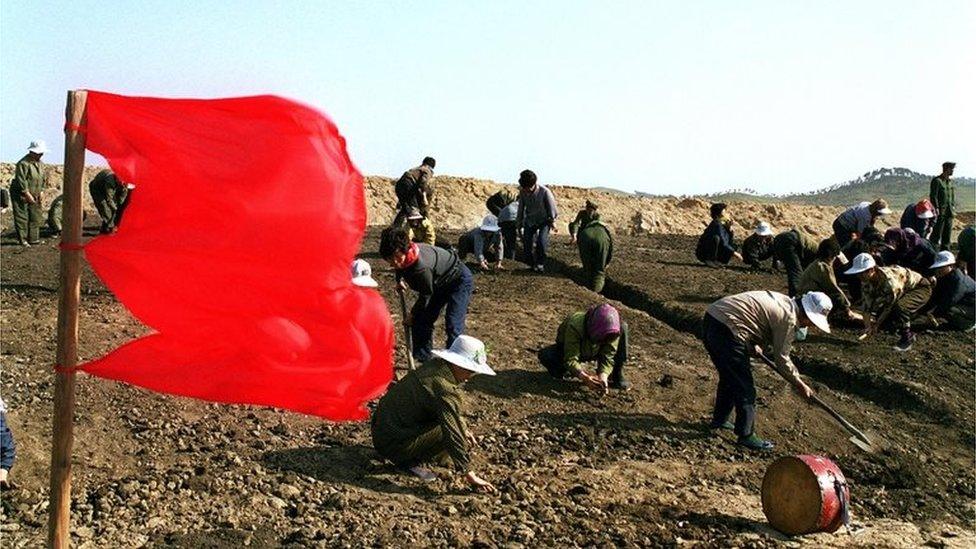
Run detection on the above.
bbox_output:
[930,175,954,216]
[578,219,613,265]
[557,311,619,377]
[89,169,127,202]
[9,155,45,201]
[371,359,470,471]
[797,259,850,310]
[47,194,64,232]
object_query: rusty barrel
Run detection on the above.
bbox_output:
[761,455,850,536]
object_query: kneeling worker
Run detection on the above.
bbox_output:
[917,251,975,331]
[844,253,932,352]
[696,203,742,267]
[538,304,631,393]
[457,215,504,270]
[702,291,830,450]
[371,335,495,492]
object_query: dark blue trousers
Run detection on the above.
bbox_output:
[411,265,473,362]
[522,224,551,267]
[701,313,756,437]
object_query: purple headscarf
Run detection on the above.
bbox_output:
[585,304,621,343]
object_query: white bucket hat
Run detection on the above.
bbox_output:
[754,221,773,236]
[431,335,496,376]
[350,259,378,287]
[480,214,500,232]
[843,253,876,275]
[800,292,833,334]
[930,250,956,270]
[28,140,47,154]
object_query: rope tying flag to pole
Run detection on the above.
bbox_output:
[77,91,393,420]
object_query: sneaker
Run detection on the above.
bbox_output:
[737,434,775,451]
[709,420,734,431]
[894,331,915,352]
[19,241,31,247]
[533,265,545,273]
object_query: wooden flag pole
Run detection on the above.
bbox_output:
[48,90,88,549]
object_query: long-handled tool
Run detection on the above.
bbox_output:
[757,353,874,452]
[396,287,415,370]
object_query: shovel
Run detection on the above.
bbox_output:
[757,353,874,452]
[396,287,415,370]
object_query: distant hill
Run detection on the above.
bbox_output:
[701,167,975,212]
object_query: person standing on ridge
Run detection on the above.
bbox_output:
[929,161,956,251]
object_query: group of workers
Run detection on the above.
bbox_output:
[696,162,974,352]
[4,140,133,246]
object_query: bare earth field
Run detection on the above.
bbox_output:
[1,221,973,547]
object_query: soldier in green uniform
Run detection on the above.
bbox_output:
[569,200,598,244]
[929,161,955,251]
[89,169,129,234]
[371,335,496,491]
[8,140,48,246]
[577,214,613,293]
[46,194,64,235]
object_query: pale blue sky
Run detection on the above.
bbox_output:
[2,1,973,194]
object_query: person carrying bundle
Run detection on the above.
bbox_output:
[569,200,599,244]
[392,156,436,226]
[695,203,742,267]
[457,215,504,271]
[538,304,631,392]
[831,199,892,248]
[371,335,496,492]
[701,291,830,450]
[380,226,473,363]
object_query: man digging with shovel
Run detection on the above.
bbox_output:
[701,291,832,451]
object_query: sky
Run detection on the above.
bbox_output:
[1,1,973,195]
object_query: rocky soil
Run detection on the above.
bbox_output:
[1,222,973,547]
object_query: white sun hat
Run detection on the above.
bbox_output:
[754,221,773,236]
[800,292,833,334]
[28,140,48,154]
[350,259,378,287]
[480,214,500,232]
[431,335,496,376]
[843,253,876,275]
[930,250,956,270]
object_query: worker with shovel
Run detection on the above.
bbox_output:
[702,291,832,451]
[371,335,496,492]
[380,226,473,364]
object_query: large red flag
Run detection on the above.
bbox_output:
[78,91,393,420]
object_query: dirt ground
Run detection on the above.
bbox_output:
[1,223,973,548]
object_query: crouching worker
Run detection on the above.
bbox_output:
[917,251,975,331]
[371,335,496,492]
[844,253,932,352]
[741,221,775,269]
[457,215,504,270]
[696,203,742,267]
[797,238,861,324]
[702,291,830,450]
[380,226,474,363]
[538,304,631,393]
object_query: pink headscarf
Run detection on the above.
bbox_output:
[585,304,621,343]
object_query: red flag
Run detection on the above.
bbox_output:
[78,91,393,420]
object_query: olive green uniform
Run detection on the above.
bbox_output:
[568,209,597,238]
[8,154,46,243]
[929,175,954,250]
[89,170,128,232]
[371,359,470,471]
[577,219,613,293]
